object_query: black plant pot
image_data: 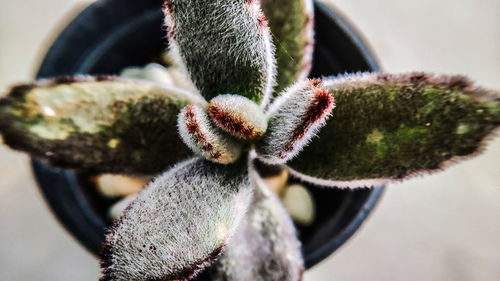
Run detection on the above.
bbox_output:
[32,0,384,270]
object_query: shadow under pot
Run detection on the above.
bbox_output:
[32,0,384,271]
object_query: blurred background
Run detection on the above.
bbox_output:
[0,0,499,280]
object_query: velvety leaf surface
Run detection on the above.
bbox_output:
[211,164,304,281]
[100,157,253,281]
[288,73,500,187]
[257,79,335,164]
[208,94,268,140]
[0,76,206,174]
[164,0,276,104]
[262,0,314,94]
[178,104,243,164]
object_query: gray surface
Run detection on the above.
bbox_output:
[0,0,499,280]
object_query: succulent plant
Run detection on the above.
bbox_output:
[0,0,499,280]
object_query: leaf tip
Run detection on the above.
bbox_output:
[178,104,242,164]
[208,95,267,140]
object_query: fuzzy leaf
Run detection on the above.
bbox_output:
[208,95,268,140]
[163,0,276,104]
[288,73,500,187]
[211,165,304,281]
[261,0,314,93]
[100,157,254,281]
[0,76,205,174]
[256,79,335,164]
[178,104,243,164]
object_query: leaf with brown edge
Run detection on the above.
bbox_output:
[256,79,335,164]
[100,157,254,281]
[0,76,205,174]
[178,104,243,164]
[261,0,314,94]
[211,160,304,281]
[208,94,267,140]
[164,0,276,105]
[287,72,500,188]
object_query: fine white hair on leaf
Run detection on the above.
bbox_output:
[163,0,276,104]
[100,157,254,281]
[256,79,335,164]
[211,159,304,281]
[261,0,315,95]
[208,94,268,140]
[178,104,243,164]
[0,75,206,174]
[286,72,500,186]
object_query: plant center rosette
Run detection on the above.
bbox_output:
[177,81,334,166]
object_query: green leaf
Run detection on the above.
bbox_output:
[0,76,206,174]
[100,157,254,281]
[212,165,304,281]
[208,94,268,140]
[164,0,276,104]
[178,103,243,164]
[262,0,314,94]
[257,79,334,164]
[287,73,500,187]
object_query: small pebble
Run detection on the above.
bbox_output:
[120,63,174,85]
[282,184,315,226]
[263,169,288,195]
[121,62,197,92]
[95,174,150,198]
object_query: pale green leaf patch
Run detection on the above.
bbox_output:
[0,76,205,174]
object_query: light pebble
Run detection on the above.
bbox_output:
[282,184,315,226]
[95,174,150,198]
